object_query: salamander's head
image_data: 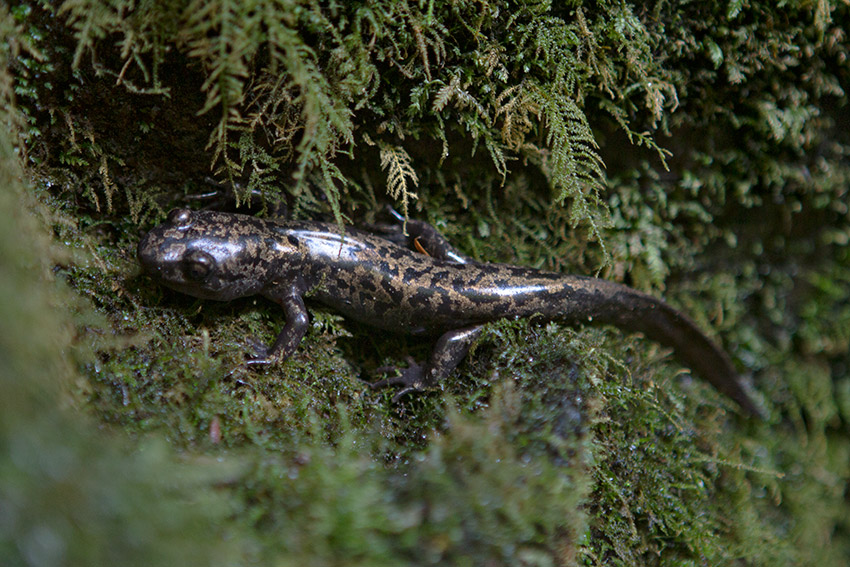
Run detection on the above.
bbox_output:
[138,208,291,301]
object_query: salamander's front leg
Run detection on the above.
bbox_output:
[372,325,484,401]
[246,294,309,365]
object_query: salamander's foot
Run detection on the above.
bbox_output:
[245,340,274,366]
[371,357,426,402]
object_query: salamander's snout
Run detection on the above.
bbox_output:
[137,231,158,272]
[137,209,194,273]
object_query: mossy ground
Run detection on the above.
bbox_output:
[2,1,849,566]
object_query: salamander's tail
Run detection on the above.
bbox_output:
[559,277,763,417]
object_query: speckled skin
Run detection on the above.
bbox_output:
[138,208,761,416]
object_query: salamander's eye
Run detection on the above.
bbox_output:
[167,208,193,228]
[183,250,214,281]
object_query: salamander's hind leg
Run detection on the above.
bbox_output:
[401,219,475,264]
[372,325,484,402]
[365,208,477,264]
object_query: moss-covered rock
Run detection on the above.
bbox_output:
[3,1,849,565]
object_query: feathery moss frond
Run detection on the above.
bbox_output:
[179,0,356,220]
[379,143,419,220]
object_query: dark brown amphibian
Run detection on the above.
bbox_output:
[138,208,761,416]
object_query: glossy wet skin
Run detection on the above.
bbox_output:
[138,208,762,416]
[138,209,282,300]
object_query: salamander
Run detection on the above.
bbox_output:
[137,208,761,416]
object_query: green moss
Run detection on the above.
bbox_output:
[229,387,588,566]
[0,13,233,567]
